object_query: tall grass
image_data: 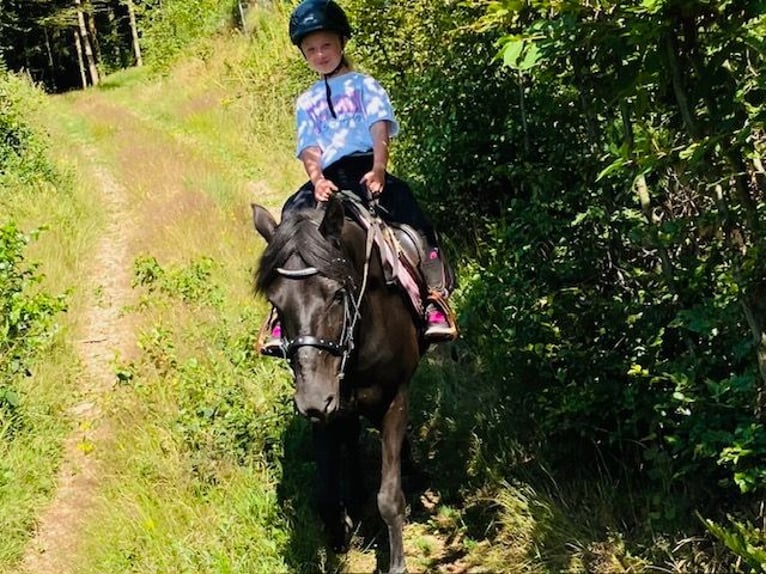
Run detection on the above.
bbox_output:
[0,75,94,570]
[103,1,307,210]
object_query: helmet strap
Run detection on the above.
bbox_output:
[324,75,338,119]
[322,43,346,119]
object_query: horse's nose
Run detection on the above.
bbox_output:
[295,393,338,422]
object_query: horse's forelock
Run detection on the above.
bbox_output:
[254,209,351,294]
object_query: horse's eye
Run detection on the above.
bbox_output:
[333,290,346,303]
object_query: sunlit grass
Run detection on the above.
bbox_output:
[0,84,101,569]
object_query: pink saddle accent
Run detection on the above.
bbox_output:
[344,202,424,315]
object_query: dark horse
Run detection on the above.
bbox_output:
[252,195,422,574]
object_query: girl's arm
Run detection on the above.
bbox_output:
[300,145,337,201]
[361,120,390,195]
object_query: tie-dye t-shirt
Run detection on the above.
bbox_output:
[295,71,399,169]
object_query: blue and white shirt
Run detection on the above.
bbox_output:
[295,71,400,169]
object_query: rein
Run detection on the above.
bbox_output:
[278,192,376,380]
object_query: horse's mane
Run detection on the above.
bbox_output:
[255,208,354,294]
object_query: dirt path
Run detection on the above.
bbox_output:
[18,138,135,574]
[16,84,239,573]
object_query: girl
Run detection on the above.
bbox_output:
[261,0,456,355]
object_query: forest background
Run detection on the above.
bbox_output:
[2,0,766,572]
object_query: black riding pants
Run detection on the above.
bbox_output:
[281,154,439,249]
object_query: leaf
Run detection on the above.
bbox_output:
[517,42,540,71]
[597,157,628,181]
[501,36,541,71]
[640,0,665,14]
[1,389,19,407]
[502,37,524,68]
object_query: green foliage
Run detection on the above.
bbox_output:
[132,254,223,307]
[344,1,766,564]
[347,0,519,223]
[115,252,312,571]
[704,514,766,572]
[139,0,239,71]
[0,72,55,187]
[0,222,67,431]
[0,72,67,432]
[129,253,293,471]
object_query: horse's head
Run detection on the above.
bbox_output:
[252,198,359,422]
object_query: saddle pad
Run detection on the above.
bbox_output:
[343,200,424,315]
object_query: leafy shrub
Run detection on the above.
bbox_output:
[0,71,55,187]
[139,0,239,71]
[345,0,766,523]
[132,254,223,307]
[0,223,67,432]
[129,254,293,475]
[346,0,518,228]
[704,515,766,572]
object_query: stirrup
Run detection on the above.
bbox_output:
[256,308,285,358]
[424,290,458,342]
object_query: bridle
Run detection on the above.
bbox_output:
[275,201,375,380]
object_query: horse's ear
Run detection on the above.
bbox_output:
[251,204,277,243]
[319,196,344,239]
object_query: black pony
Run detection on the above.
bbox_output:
[252,195,423,574]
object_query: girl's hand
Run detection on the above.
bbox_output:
[313,177,338,202]
[361,167,385,196]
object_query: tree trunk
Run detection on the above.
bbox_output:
[740,297,766,422]
[518,71,529,155]
[75,0,99,86]
[74,28,88,88]
[86,6,102,67]
[665,25,698,140]
[125,0,142,67]
[237,0,248,35]
[43,27,58,91]
[106,4,124,66]
[635,174,696,357]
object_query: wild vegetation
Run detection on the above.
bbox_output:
[347,0,766,567]
[0,70,80,567]
[2,0,766,572]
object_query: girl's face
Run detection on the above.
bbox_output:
[300,31,344,75]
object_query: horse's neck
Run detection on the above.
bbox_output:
[342,219,379,277]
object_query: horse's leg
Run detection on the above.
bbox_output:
[377,388,409,574]
[343,415,365,522]
[312,420,349,553]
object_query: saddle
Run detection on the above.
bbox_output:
[339,193,455,323]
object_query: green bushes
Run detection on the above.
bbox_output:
[0,223,66,431]
[0,71,67,432]
[139,0,240,71]
[343,0,766,563]
[0,72,55,187]
[346,0,518,224]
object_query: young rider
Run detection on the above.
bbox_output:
[260,0,457,355]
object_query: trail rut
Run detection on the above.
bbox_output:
[19,143,135,574]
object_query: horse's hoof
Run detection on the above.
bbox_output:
[330,513,354,554]
[332,542,350,554]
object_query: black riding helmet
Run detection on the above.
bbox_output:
[289,0,352,47]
